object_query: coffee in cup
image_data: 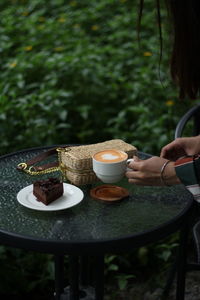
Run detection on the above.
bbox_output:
[92,149,133,183]
[93,149,127,163]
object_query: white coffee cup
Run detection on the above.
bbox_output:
[92,149,133,183]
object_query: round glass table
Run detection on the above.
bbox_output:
[0,146,195,300]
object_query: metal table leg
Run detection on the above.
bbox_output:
[54,255,104,300]
[176,224,190,300]
[69,255,79,300]
[54,255,65,300]
[80,255,90,287]
[94,255,104,300]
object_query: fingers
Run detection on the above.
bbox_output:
[126,156,142,182]
[128,178,154,185]
[126,172,159,186]
[160,139,180,158]
[160,144,186,161]
[160,138,189,160]
[126,157,145,182]
[127,155,141,170]
[160,146,167,158]
[126,170,145,184]
[160,143,174,158]
[125,156,167,186]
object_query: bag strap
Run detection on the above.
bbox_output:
[17,147,65,175]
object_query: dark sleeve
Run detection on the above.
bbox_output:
[175,155,200,202]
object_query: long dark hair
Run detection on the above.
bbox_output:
[138,0,200,99]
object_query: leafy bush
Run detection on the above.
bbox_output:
[0,0,198,156]
[0,246,55,298]
[0,0,198,298]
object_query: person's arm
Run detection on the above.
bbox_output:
[160,136,200,160]
[174,155,200,202]
[126,154,200,201]
[126,156,180,186]
[160,135,200,201]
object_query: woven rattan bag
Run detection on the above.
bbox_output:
[57,139,137,185]
[17,139,137,186]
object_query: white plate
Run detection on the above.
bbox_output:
[17,183,84,211]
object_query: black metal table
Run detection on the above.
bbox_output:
[0,146,195,299]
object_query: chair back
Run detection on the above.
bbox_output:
[175,104,200,138]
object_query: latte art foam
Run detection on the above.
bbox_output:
[94,149,127,163]
[102,154,119,160]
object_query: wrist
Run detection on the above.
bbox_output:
[162,161,181,185]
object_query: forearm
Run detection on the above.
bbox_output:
[162,161,181,185]
[126,156,181,186]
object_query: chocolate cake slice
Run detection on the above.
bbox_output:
[33,178,63,205]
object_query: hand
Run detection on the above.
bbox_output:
[126,156,180,186]
[160,136,200,161]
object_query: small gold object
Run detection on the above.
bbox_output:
[17,162,59,175]
[17,162,28,170]
[26,166,60,175]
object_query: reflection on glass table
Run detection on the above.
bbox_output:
[0,146,195,300]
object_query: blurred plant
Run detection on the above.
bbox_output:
[104,254,135,292]
[0,246,55,297]
[116,273,135,291]
[0,0,197,156]
[0,0,197,297]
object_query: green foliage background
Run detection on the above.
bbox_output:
[0,0,198,298]
[0,0,198,156]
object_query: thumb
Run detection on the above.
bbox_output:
[131,155,141,169]
[133,155,140,162]
[160,147,168,158]
[127,155,140,170]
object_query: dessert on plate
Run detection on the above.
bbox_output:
[33,177,63,205]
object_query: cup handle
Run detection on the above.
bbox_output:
[126,158,134,171]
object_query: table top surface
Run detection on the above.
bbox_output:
[0,146,194,254]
